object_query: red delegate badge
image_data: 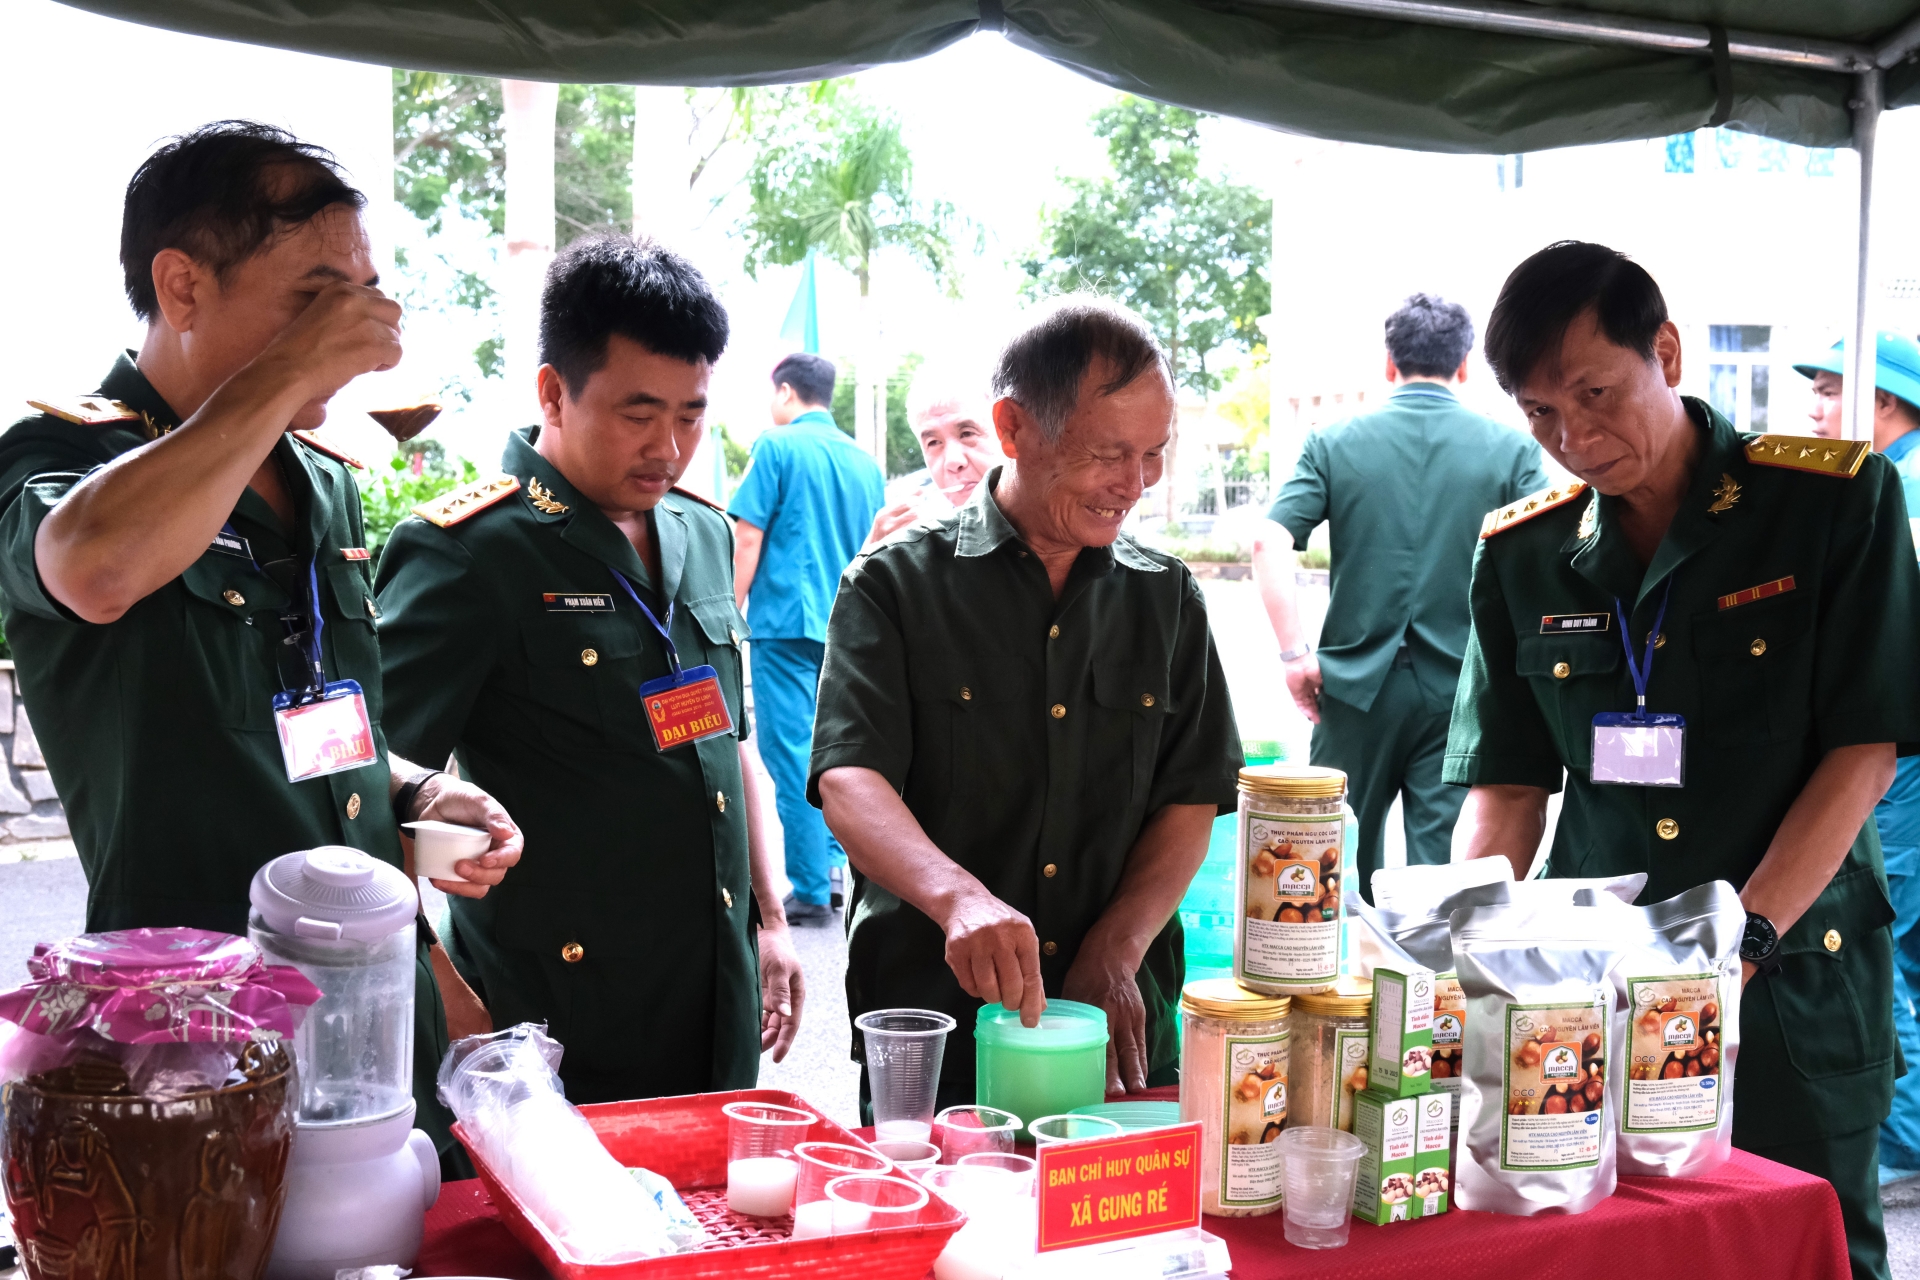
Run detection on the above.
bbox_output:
[640,665,735,750]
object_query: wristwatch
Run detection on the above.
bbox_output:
[1740,911,1781,976]
[1279,644,1312,663]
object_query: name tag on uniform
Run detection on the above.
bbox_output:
[1591,712,1686,787]
[639,664,735,751]
[1541,612,1610,634]
[543,592,616,612]
[210,529,253,559]
[272,680,379,782]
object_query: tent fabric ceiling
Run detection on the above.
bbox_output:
[51,0,1920,152]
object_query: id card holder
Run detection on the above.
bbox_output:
[1591,712,1686,787]
[273,679,379,782]
[639,664,735,751]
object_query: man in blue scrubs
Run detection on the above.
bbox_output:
[1798,329,1920,1183]
[731,354,884,923]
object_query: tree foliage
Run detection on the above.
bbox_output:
[831,354,926,477]
[555,84,635,243]
[358,444,482,564]
[394,71,505,236]
[1025,98,1270,397]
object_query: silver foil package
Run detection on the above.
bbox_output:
[1450,901,1629,1215]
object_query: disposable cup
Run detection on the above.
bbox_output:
[825,1173,931,1232]
[794,1140,892,1206]
[722,1101,815,1216]
[933,1104,1022,1163]
[403,819,490,881]
[855,1009,955,1142]
[1278,1126,1366,1249]
[1028,1113,1124,1146]
[871,1138,941,1170]
[956,1152,1037,1197]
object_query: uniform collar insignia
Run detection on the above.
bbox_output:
[1576,492,1598,540]
[527,477,570,515]
[1707,473,1741,514]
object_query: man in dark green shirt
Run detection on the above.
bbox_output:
[1447,242,1920,1280]
[813,300,1242,1102]
[1257,294,1547,890]
[0,122,523,1174]
[376,236,802,1102]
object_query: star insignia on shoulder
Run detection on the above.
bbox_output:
[1744,433,1868,478]
[1480,482,1589,539]
[1707,473,1742,514]
[413,474,522,527]
[527,478,570,515]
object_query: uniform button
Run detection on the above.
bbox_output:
[722,888,735,908]
[1140,693,1156,708]
[729,626,740,644]
[715,791,727,813]
[581,648,599,666]
[365,597,379,620]
[346,793,362,820]
[1042,941,1058,956]
[1749,638,1767,657]
[1656,818,1679,840]
[960,687,972,701]
[1825,929,1843,952]
[1050,703,1067,720]
[561,942,585,963]
[1049,625,1060,639]
[222,589,246,607]
[1043,863,1058,878]
[1654,633,1667,649]
[1552,662,1571,679]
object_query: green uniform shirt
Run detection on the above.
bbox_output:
[374,426,759,1102]
[0,355,401,930]
[1268,384,1548,712]
[1446,399,1920,1144]
[810,469,1243,1091]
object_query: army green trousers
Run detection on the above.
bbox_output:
[1311,652,1465,899]
[1741,1124,1888,1280]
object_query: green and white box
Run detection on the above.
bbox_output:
[1369,966,1435,1098]
[1351,1089,1420,1224]
[1413,1091,1452,1217]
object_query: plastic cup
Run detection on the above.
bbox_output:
[403,819,490,881]
[791,1197,873,1239]
[723,1101,815,1216]
[871,1138,941,1170]
[933,1104,1022,1163]
[1278,1126,1366,1249]
[794,1140,893,1206]
[855,1009,955,1142]
[825,1173,931,1232]
[1028,1113,1124,1146]
[957,1151,1037,1197]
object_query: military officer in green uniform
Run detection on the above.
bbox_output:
[813,300,1243,1104]
[0,122,523,1175]
[1446,241,1920,1280]
[375,235,803,1103]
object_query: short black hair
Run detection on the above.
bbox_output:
[991,296,1169,442]
[121,120,366,322]
[1385,294,1474,378]
[540,235,730,394]
[1484,241,1669,394]
[771,353,836,407]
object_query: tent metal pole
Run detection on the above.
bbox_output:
[1247,0,1875,71]
[1846,67,1884,444]
[1876,12,1920,67]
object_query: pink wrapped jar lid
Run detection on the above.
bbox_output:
[0,927,322,1044]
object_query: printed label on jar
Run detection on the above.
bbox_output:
[1430,973,1466,1101]
[1220,1033,1288,1205]
[1624,974,1723,1133]
[1328,1028,1371,1130]
[1238,811,1343,984]
[1501,997,1609,1171]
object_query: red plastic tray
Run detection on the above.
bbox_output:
[454,1087,967,1280]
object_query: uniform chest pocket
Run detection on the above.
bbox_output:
[326,561,383,722]
[686,596,749,733]
[522,615,651,745]
[1688,593,1813,747]
[177,557,290,731]
[1514,634,1622,769]
[1092,661,1172,810]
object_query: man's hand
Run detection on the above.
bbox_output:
[1063,937,1148,1094]
[253,280,404,406]
[865,499,919,548]
[759,921,806,1061]
[1284,655,1324,724]
[942,887,1046,1028]
[409,774,523,899]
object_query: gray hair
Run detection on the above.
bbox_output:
[990,296,1171,442]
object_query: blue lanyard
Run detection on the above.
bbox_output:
[1612,580,1673,718]
[609,568,681,678]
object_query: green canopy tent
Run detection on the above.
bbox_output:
[51,0,1920,432]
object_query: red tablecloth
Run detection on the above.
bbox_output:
[419,1087,1850,1280]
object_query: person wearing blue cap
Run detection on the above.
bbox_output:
[1796,330,1920,1187]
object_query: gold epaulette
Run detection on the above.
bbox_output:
[27,396,141,426]
[1480,482,1590,539]
[669,485,726,514]
[413,475,521,528]
[1744,433,1868,478]
[291,430,367,471]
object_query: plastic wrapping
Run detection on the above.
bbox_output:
[438,1024,680,1263]
[629,1167,712,1249]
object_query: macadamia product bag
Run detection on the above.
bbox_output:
[1450,901,1628,1215]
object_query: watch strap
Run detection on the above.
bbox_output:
[393,770,446,826]
[1279,644,1312,662]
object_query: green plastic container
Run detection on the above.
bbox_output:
[975,999,1109,1127]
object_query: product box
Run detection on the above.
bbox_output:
[1368,966,1435,1098]
[1412,1091,1452,1217]
[1350,1089,1420,1224]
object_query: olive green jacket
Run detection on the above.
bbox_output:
[1446,399,1920,1143]
[375,426,759,1100]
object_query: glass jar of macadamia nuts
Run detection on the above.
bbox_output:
[1180,978,1291,1217]
[1233,765,1350,997]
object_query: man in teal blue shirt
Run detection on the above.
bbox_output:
[731,354,884,922]
[1796,329,1920,1183]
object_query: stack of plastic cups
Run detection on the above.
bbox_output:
[1278,1127,1366,1249]
[855,1008,956,1142]
[932,1105,1021,1164]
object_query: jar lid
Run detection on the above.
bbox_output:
[1291,975,1375,1015]
[249,847,417,943]
[975,998,1110,1050]
[1180,978,1290,1020]
[1238,763,1347,799]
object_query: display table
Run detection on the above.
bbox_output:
[417,1145,1849,1279]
